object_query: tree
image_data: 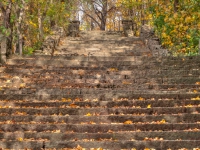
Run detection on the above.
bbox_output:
[0,0,13,56]
[80,0,116,30]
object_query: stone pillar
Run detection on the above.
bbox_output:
[122,20,135,37]
[68,20,80,37]
[0,35,7,64]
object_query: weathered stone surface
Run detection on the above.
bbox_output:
[0,31,200,149]
[122,20,135,37]
[67,20,80,37]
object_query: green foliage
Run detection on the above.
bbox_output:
[150,0,200,56]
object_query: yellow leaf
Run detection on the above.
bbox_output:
[55,130,60,133]
[144,137,149,141]
[18,137,23,141]
[124,120,133,124]
[193,90,198,93]
[109,68,118,72]
[195,82,200,85]
[20,83,25,88]
[147,104,151,108]
[160,119,166,124]
[85,113,92,116]
[76,145,83,150]
[191,96,200,100]
[139,97,144,101]
[62,98,71,102]
[6,80,11,83]
[89,121,96,124]
[61,98,67,102]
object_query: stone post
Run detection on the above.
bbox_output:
[68,20,80,37]
[0,35,7,64]
[122,20,134,37]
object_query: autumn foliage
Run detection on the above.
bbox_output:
[1,0,200,55]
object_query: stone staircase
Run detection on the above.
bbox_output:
[0,31,200,149]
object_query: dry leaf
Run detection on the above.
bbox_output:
[191,96,200,100]
[107,130,113,133]
[139,97,144,100]
[193,90,198,93]
[76,145,83,150]
[124,120,133,124]
[85,113,92,116]
[147,104,151,108]
[160,119,166,124]
[6,80,11,83]
[20,83,26,88]
[18,137,23,141]
[70,103,78,108]
[62,98,71,102]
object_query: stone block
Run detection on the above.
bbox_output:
[67,20,80,37]
[122,20,135,37]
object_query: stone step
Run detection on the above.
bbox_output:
[0,114,200,124]
[4,60,200,70]
[0,92,199,100]
[1,83,199,92]
[0,98,200,108]
[0,123,200,132]
[1,131,200,141]
[0,86,199,95]
[2,62,200,71]
[0,107,199,115]
[0,140,199,149]
[8,55,200,63]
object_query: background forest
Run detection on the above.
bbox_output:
[0,0,200,56]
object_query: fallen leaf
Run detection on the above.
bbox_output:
[124,120,133,124]
[53,130,60,133]
[62,98,71,102]
[20,83,26,88]
[85,113,92,116]
[107,130,113,133]
[147,104,151,108]
[18,137,23,141]
[69,103,78,108]
[160,119,166,124]
[89,121,96,124]
[139,97,144,100]
[193,90,198,93]
[191,96,200,100]
[6,80,11,83]
[76,145,83,150]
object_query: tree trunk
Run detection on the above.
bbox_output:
[15,0,26,55]
[38,9,44,41]
[0,0,13,57]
